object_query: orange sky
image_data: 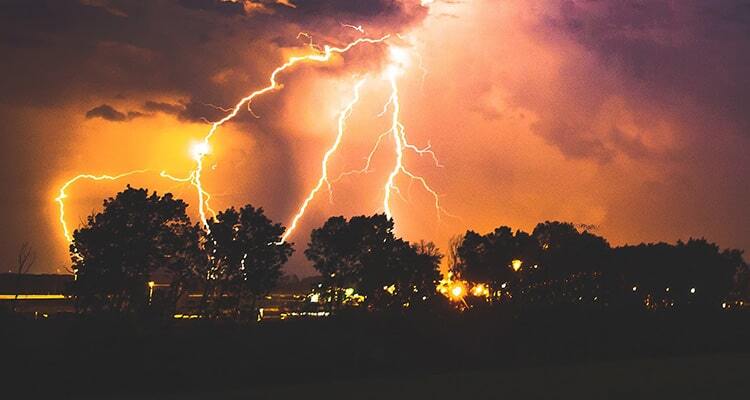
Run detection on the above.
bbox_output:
[1,0,747,275]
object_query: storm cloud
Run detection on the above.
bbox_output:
[0,0,747,277]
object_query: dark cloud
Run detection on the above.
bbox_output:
[85,104,143,121]
[177,0,247,15]
[543,0,750,126]
[177,100,228,123]
[85,104,127,121]
[143,100,184,116]
[142,99,229,123]
[516,0,750,163]
[0,0,426,121]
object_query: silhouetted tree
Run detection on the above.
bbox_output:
[532,221,610,277]
[11,242,35,312]
[527,221,611,305]
[612,239,745,308]
[726,249,750,302]
[158,222,206,316]
[202,205,293,320]
[306,214,395,310]
[452,227,538,294]
[388,240,444,311]
[306,215,444,312]
[446,235,462,273]
[70,186,197,315]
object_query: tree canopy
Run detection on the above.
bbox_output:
[70,186,198,314]
[203,205,293,319]
[306,214,444,312]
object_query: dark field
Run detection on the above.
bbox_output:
[160,353,748,400]
[2,309,749,399]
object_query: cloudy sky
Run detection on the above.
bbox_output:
[1,0,748,275]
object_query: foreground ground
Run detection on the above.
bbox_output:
[134,353,748,400]
[2,308,749,398]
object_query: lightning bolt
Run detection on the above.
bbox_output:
[56,30,452,251]
[56,34,390,242]
[55,170,149,242]
[159,170,217,219]
[332,46,450,222]
[280,78,367,243]
[341,23,365,34]
[278,43,453,242]
[382,71,450,221]
[172,34,391,232]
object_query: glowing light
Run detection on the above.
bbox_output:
[471,283,489,297]
[511,259,523,272]
[384,284,396,295]
[690,287,696,294]
[147,280,155,304]
[0,294,67,300]
[389,46,411,68]
[190,141,210,160]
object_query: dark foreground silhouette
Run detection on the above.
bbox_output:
[2,309,749,398]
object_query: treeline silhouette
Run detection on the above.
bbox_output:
[3,186,750,397]
[62,186,748,320]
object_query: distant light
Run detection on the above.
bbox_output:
[665,287,670,292]
[344,288,354,297]
[310,293,320,303]
[511,259,523,272]
[449,284,465,301]
[148,281,155,288]
[690,287,696,294]
[722,302,727,309]
[471,284,489,297]
[190,141,210,160]
[384,284,396,295]
[632,286,637,292]
[501,283,507,289]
